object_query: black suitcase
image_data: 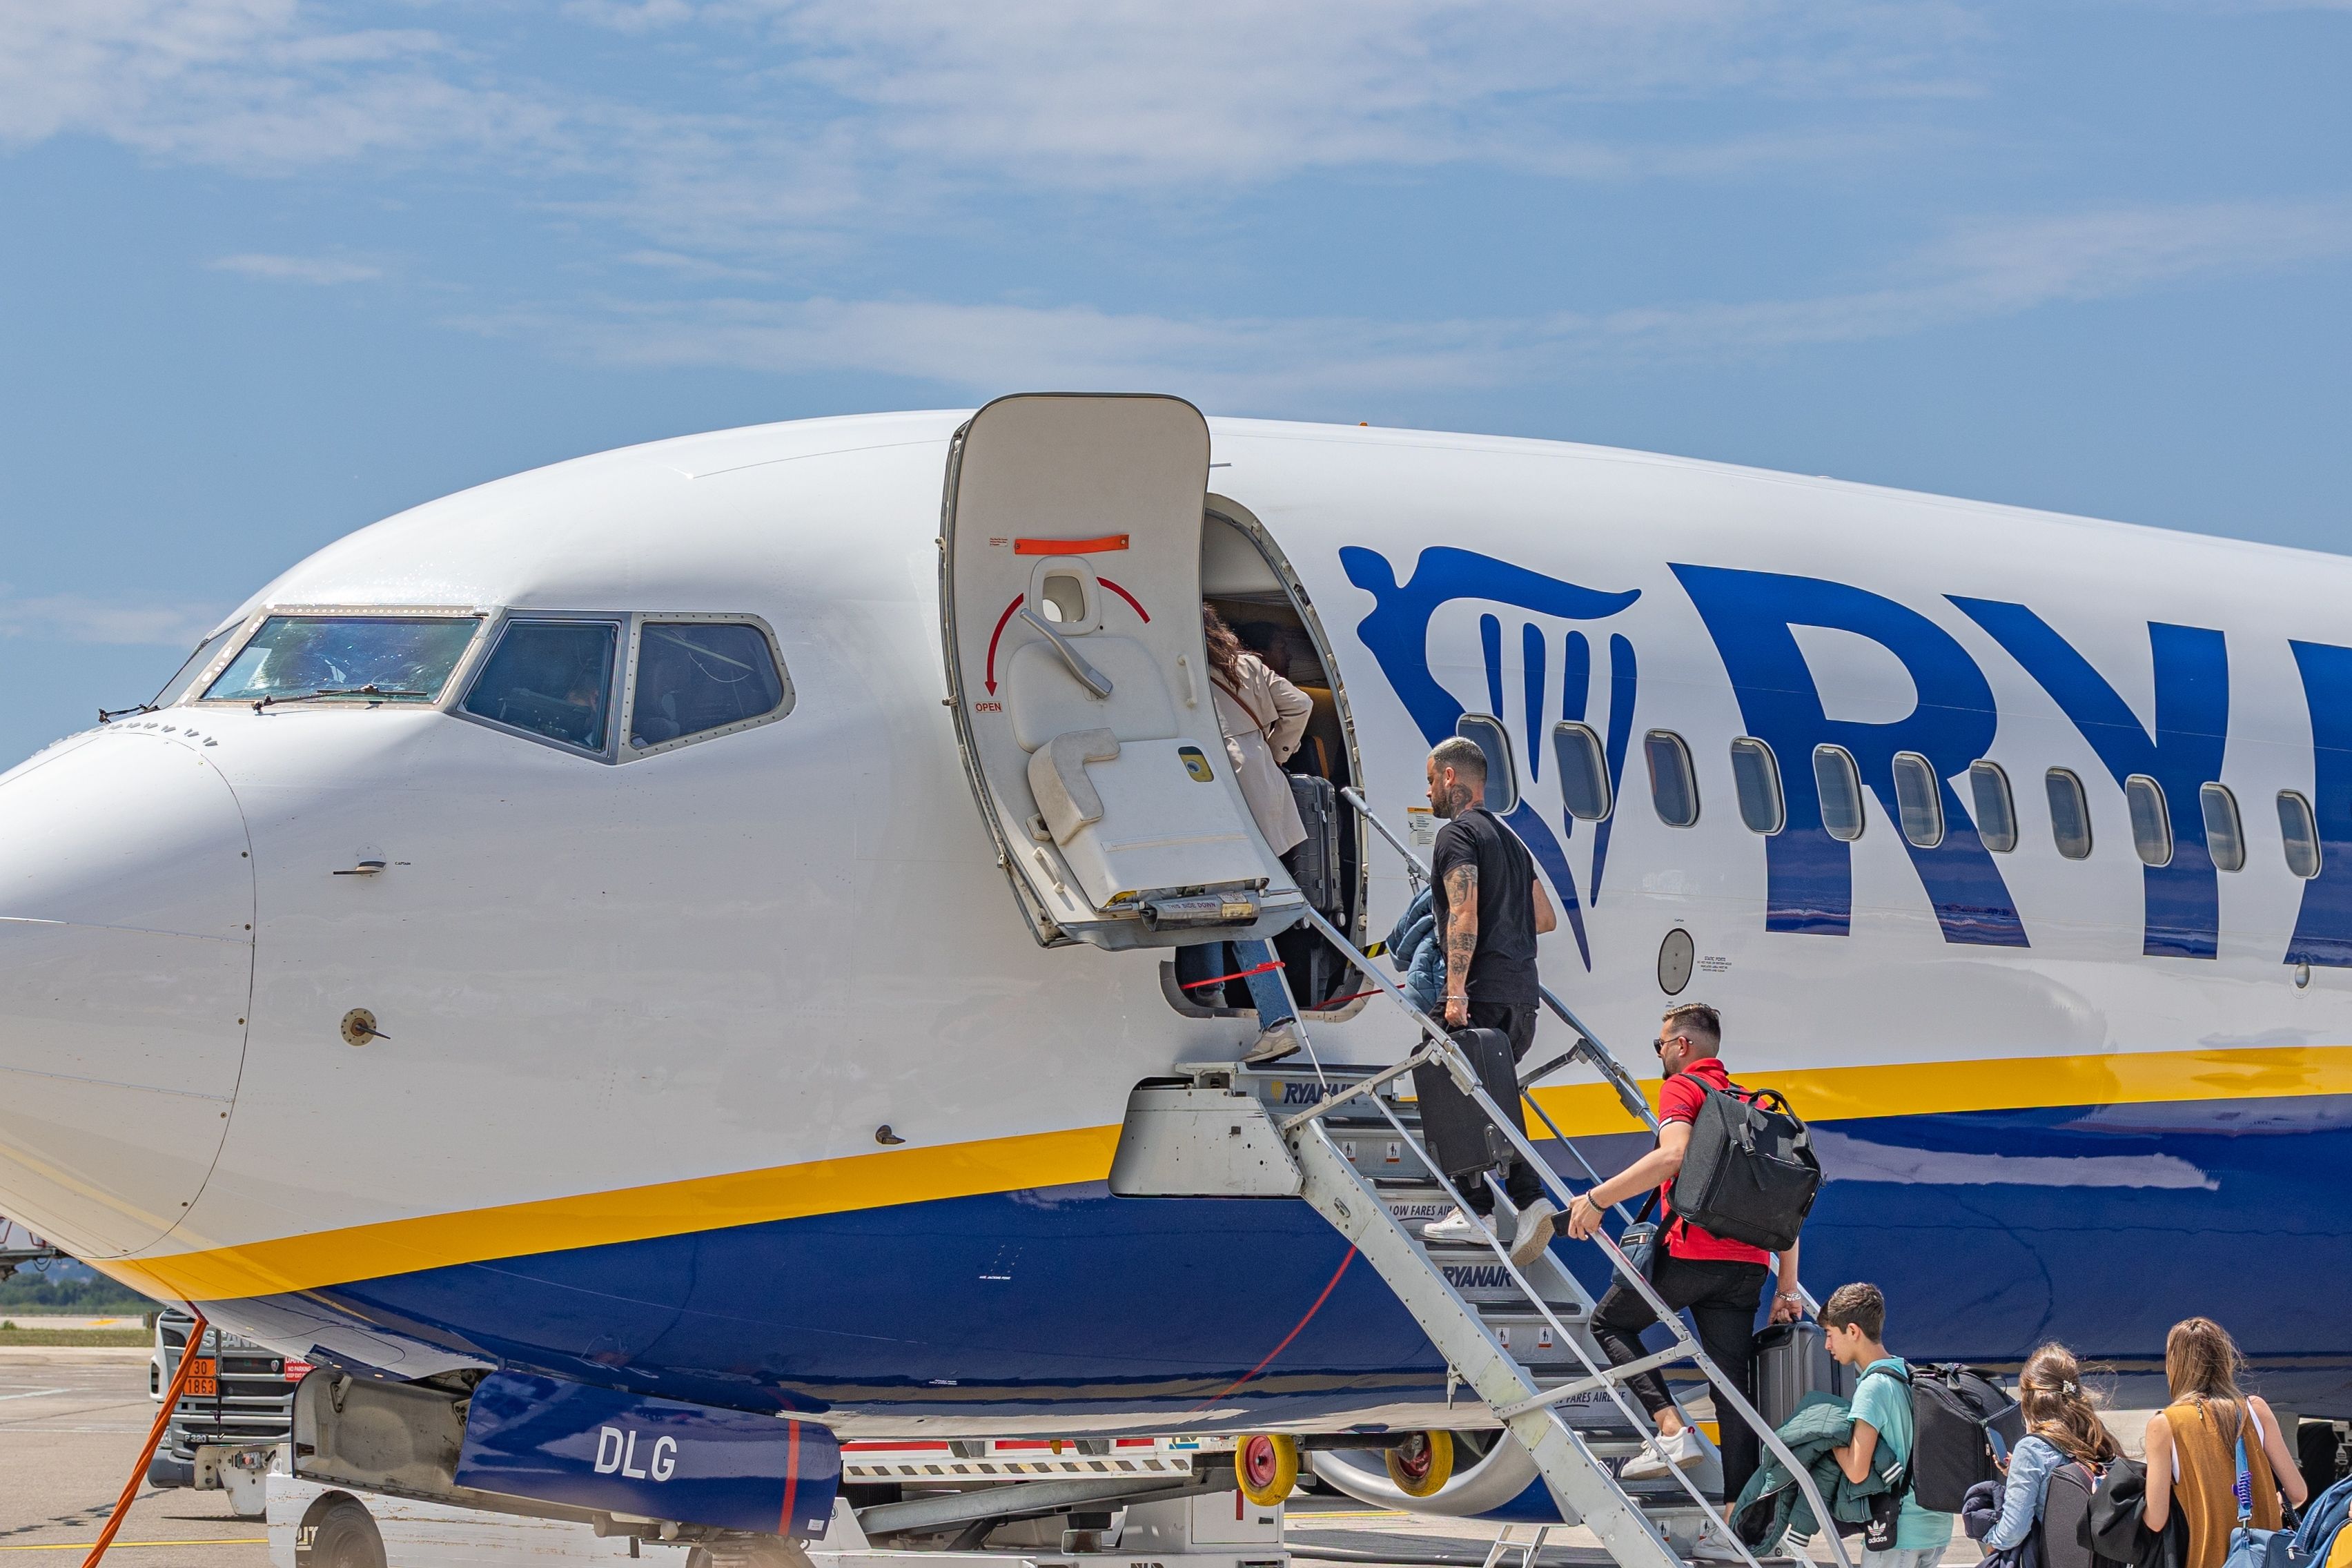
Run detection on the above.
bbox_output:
[1411,1028,1528,1181]
[1754,1320,1850,1431]
[1284,772,1342,914]
[1670,1081,1822,1252]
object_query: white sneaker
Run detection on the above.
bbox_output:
[1418,1208,1487,1244]
[1241,1021,1303,1065]
[1620,1425,1712,1481]
[1508,1199,1559,1267]
[1686,1531,1753,1563]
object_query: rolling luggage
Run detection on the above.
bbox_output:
[1671,1081,1823,1252]
[1284,772,1342,914]
[1755,1320,1850,1431]
[1411,1027,1527,1182]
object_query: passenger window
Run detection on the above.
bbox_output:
[1891,752,1943,848]
[1813,745,1865,842]
[1729,738,1783,834]
[630,623,789,750]
[2047,769,2094,860]
[2126,776,2173,866]
[1970,761,2017,852]
[2202,783,2245,872]
[1455,714,1520,814]
[2279,790,2323,880]
[461,620,618,754]
[1552,721,1611,821]
[1644,730,1698,827]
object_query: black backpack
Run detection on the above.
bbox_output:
[2044,1458,2134,1568]
[1669,1080,1821,1252]
[1909,1363,2028,1512]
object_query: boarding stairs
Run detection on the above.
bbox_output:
[1228,792,1849,1568]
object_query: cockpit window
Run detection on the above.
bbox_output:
[461,619,618,754]
[628,622,789,752]
[155,625,243,707]
[203,616,478,705]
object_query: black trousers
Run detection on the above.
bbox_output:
[1591,1249,1770,1502]
[1460,1001,1543,1215]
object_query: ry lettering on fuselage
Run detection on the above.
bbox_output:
[1344,545,2327,963]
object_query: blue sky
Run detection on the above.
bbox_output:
[1,1,2348,767]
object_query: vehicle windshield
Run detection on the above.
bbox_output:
[203,616,480,705]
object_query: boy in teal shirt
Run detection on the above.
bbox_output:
[1822,1282,1954,1568]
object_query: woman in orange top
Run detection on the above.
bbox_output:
[2143,1317,2309,1568]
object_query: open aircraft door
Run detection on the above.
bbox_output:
[941,393,1305,949]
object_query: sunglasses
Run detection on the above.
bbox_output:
[1653,1033,1685,1055]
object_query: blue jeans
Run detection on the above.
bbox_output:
[1232,940,1297,1030]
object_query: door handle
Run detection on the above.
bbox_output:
[333,861,388,876]
[1015,607,1114,700]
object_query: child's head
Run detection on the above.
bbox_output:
[1820,1282,1886,1366]
[2165,1317,2246,1404]
[2018,1344,2121,1464]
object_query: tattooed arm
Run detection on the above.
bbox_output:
[1443,861,1478,1028]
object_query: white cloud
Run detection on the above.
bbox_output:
[0,591,222,648]
[0,1,562,170]
[754,0,1980,186]
[0,0,1974,250]
[466,198,2352,406]
[210,252,381,284]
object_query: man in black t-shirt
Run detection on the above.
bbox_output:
[1421,736,1560,1266]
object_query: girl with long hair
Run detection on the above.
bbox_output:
[1195,603,1314,1064]
[1980,1344,2123,1552]
[2144,1318,2309,1568]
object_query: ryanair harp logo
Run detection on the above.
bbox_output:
[1177,745,1213,783]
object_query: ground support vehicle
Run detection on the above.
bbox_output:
[150,1305,308,1519]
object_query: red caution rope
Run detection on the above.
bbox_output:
[86,1309,209,1568]
[1179,959,1285,991]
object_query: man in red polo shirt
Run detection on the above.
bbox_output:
[1562,1003,1804,1510]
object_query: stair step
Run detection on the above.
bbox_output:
[1480,1313,1593,1363]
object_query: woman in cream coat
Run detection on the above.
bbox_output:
[1202,606,1315,1064]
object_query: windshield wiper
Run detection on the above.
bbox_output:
[253,685,429,712]
[98,703,158,724]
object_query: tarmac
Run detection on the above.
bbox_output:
[0,1347,2007,1568]
[0,1349,259,1568]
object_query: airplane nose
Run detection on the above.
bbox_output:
[0,729,253,1257]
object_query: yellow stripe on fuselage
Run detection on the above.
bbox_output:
[1524,1041,2352,1137]
[94,1043,2352,1304]
[95,1124,1123,1304]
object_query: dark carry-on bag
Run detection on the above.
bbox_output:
[1754,1320,1851,1432]
[1411,1028,1527,1181]
[2044,1459,2134,1568]
[1669,1081,1822,1252]
[1284,772,1344,914]
[1910,1362,2028,1513]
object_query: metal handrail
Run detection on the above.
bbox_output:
[1287,900,1852,1568]
[1327,1106,1758,1568]
[1335,785,1816,1315]
[1338,787,1652,1130]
